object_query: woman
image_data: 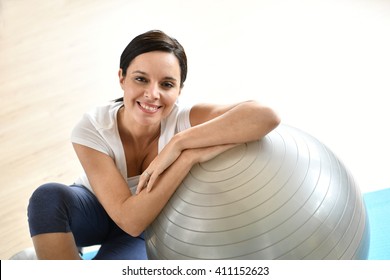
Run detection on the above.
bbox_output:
[27,30,280,259]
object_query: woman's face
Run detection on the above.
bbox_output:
[119,51,181,127]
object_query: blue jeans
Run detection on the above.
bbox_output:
[27,183,147,260]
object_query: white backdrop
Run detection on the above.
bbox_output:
[7,0,390,193]
[96,0,390,193]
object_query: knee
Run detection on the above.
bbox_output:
[29,183,68,208]
[28,183,72,219]
[28,183,72,236]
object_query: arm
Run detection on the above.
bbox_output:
[73,143,235,237]
[177,100,280,149]
[139,100,280,192]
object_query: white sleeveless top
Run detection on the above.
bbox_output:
[71,101,192,194]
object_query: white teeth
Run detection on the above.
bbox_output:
[140,103,159,112]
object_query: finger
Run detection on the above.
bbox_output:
[135,182,144,195]
[146,174,157,193]
[136,171,151,194]
[136,179,145,194]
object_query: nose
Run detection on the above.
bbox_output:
[144,83,160,100]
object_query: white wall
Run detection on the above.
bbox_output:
[23,0,390,193]
[91,0,390,193]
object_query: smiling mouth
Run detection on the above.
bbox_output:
[137,102,162,113]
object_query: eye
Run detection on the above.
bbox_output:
[134,76,147,83]
[161,81,175,89]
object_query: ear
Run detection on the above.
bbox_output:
[118,69,125,90]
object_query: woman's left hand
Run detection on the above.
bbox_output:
[136,139,182,194]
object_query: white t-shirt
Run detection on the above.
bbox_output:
[71,101,192,194]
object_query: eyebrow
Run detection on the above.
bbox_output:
[131,70,178,82]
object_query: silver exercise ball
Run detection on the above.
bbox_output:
[145,124,370,259]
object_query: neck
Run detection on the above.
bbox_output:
[118,106,161,148]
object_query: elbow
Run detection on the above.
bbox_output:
[266,106,281,131]
[127,227,144,238]
[114,205,146,237]
[117,217,145,237]
[262,106,281,135]
[247,100,281,137]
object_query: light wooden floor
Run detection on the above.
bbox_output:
[0,0,129,259]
